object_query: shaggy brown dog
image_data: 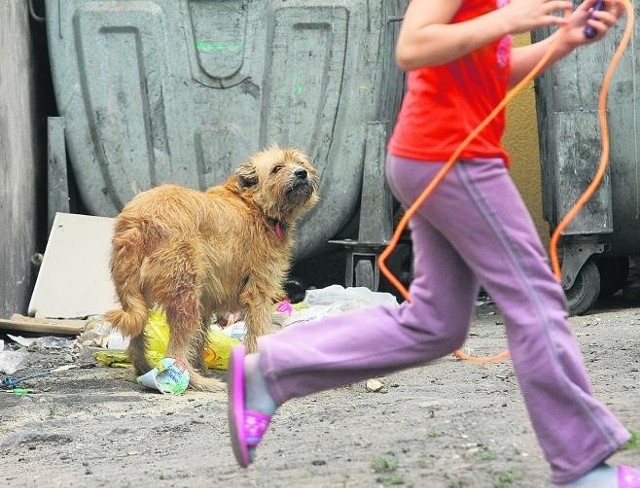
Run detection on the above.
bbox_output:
[104,146,319,391]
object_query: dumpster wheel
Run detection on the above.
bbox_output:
[565,259,601,316]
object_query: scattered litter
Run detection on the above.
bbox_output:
[0,338,28,375]
[0,364,93,389]
[275,299,293,314]
[91,309,240,371]
[137,358,190,395]
[2,370,52,388]
[93,350,130,368]
[0,350,28,375]
[88,286,399,377]
[221,321,247,340]
[145,309,239,371]
[306,285,397,307]
[79,316,125,348]
[86,286,395,359]
[106,331,129,350]
[0,388,33,395]
[7,334,76,350]
[272,300,307,328]
[277,285,399,328]
[0,285,417,395]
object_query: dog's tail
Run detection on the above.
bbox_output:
[104,223,150,340]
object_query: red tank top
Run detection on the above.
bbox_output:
[388,0,512,166]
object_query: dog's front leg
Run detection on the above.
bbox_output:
[242,299,274,353]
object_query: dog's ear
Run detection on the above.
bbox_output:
[235,163,258,189]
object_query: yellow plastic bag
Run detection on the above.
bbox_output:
[144,309,240,371]
[93,350,131,368]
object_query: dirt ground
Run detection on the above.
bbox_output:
[1,296,639,488]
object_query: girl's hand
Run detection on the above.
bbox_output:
[500,0,573,34]
[562,0,621,47]
[510,0,623,85]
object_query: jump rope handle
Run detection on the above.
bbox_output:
[584,0,606,38]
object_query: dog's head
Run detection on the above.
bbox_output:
[233,145,319,233]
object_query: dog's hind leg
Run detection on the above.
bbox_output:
[128,333,154,376]
[164,304,225,392]
[190,311,213,374]
[158,242,225,392]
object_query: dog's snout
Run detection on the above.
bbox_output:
[294,168,308,180]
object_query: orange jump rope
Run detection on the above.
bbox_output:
[378,0,635,364]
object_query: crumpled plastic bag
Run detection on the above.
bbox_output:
[94,309,241,371]
[93,309,241,370]
[80,316,127,349]
[305,284,398,307]
[145,308,240,370]
[275,285,399,327]
[7,334,76,350]
[92,350,130,368]
[0,339,28,375]
[0,350,28,375]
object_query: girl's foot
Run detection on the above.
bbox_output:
[243,352,277,462]
[244,353,277,417]
[228,345,277,468]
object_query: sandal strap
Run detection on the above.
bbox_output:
[244,410,272,447]
[619,465,640,488]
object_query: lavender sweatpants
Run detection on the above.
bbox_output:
[258,156,630,484]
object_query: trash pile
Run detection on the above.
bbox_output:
[0,330,87,395]
[1,285,398,395]
[273,285,399,328]
[0,334,76,375]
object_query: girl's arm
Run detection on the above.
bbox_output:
[395,0,572,71]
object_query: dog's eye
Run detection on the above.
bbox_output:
[272,165,283,174]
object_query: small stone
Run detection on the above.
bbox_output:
[365,379,384,392]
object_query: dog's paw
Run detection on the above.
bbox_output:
[189,374,227,393]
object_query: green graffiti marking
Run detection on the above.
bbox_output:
[291,72,304,95]
[196,40,243,52]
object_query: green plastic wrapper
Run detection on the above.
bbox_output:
[136,357,190,395]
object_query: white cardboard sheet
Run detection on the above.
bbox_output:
[28,212,118,318]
